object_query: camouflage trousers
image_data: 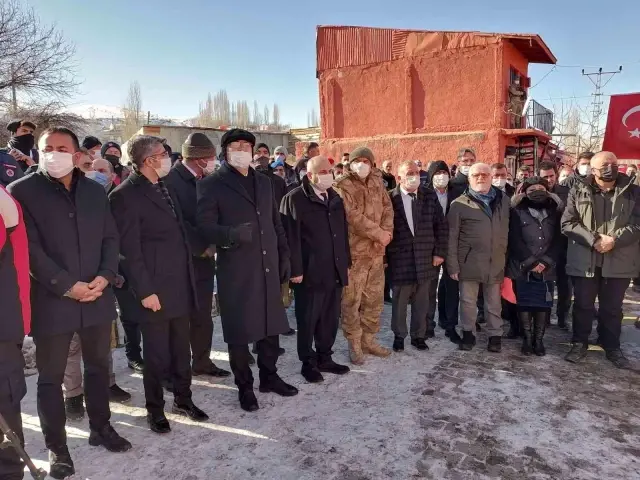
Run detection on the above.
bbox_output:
[341,256,384,341]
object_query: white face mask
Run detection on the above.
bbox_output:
[404,175,421,190]
[203,160,216,175]
[459,165,471,176]
[352,162,371,179]
[313,173,334,192]
[492,178,507,189]
[40,151,75,178]
[433,173,450,188]
[228,151,253,170]
[154,156,172,178]
[577,164,590,176]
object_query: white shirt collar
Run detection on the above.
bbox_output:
[182,160,198,178]
[311,183,328,199]
[400,186,417,197]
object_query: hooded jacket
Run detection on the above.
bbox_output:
[561,173,640,278]
[334,169,394,260]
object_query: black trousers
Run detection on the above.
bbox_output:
[228,336,279,391]
[572,269,629,350]
[114,286,143,362]
[437,266,460,331]
[384,265,392,301]
[476,285,485,322]
[0,342,27,479]
[35,323,111,450]
[424,275,440,331]
[140,316,192,415]
[190,276,215,371]
[293,285,341,363]
[556,262,573,323]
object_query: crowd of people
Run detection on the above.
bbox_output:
[0,119,639,479]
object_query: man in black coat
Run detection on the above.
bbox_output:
[490,163,516,198]
[281,156,351,383]
[381,160,397,190]
[197,128,298,412]
[165,132,230,378]
[388,160,448,352]
[4,120,38,172]
[0,186,29,480]
[560,151,595,190]
[7,127,131,479]
[110,135,208,435]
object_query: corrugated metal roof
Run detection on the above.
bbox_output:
[316,26,556,72]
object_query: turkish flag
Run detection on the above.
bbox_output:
[603,92,640,159]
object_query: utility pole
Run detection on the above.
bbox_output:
[582,66,622,149]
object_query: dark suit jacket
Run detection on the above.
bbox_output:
[109,171,196,322]
[8,169,118,337]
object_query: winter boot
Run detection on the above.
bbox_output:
[459,331,475,351]
[565,343,588,363]
[64,394,85,421]
[348,338,365,365]
[533,311,548,356]
[361,333,392,358]
[518,311,533,356]
[487,336,502,353]
[49,448,75,480]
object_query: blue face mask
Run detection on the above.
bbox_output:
[86,170,112,190]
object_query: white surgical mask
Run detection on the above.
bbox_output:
[433,173,450,188]
[154,156,172,178]
[460,165,471,176]
[492,178,507,189]
[228,151,253,170]
[313,173,334,192]
[352,162,371,179]
[203,160,216,175]
[405,175,421,190]
[40,151,75,178]
[577,164,590,176]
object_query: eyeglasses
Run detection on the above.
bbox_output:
[147,152,169,163]
[227,142,253,152]
[470,173,490,179]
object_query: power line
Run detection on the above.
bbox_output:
[529,65,557,89]
[582,66,623,144]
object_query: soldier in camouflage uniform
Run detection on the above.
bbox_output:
[334,147,394,364]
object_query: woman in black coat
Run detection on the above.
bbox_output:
[507,177,563,356]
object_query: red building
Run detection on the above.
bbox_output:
[315,26,558,171]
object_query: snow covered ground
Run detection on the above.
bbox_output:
[19,294,640,480]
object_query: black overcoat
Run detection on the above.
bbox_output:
[165,162,215,281]
[280,177,350,290]
[387,185,448,285]
[109,171,196,323]
[7,169,118,337]
[196,163,290,345]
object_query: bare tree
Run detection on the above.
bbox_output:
[236,100,250,128]
[122,81,143,141]
[307,108,319,127]
[0,1,78,112]
[551,97,602,160]
[263,105,270,127]
[272,103,280,130]
[252,100,262,126]
[196,93,215,127]
[213,89,230,125]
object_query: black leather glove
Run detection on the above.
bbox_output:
[279,258,291,284]
[229,223,253,245]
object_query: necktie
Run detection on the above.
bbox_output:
[408,193,417,234]
[321,192,327,203]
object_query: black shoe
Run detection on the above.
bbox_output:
[606,349,631,369]
[392,336,404,352]
[565,343,588,363]
[147,413,171,434]
[278,347,286,356]
[172,401,209,422]
[410,338,429,351]
[259,376,299,397]
[193,363,231,378]
[301,363,324,383]
[459,331,474,351]
[487,336,502,353]
[533,311,548,356]
[109,384,132,403]
[127,359,144,373]
[239,389,259,412]
[248,353,256,365]
[556,316,568,330]
[88,424,132,452]
[425,329,435,339]
[317,358,350,375]
[64,394,85,421]
[282,328,296,336]
[49,448,75,479]
[445,329,462,345]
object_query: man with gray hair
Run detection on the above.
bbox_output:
[447,162,510,352]
[110,135,209,434]
[449,147,477,199]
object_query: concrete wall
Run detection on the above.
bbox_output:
[137,125,291,155]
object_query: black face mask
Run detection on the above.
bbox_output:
[104,154,120,166]
[8,133,35,156]
[526,190,549,204]
[597,164,618,183]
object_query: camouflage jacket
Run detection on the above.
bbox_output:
[334,170,394,259]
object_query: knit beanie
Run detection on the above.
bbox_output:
[274,146,287,156]
[256,143,270,155]
[521,176,549,193]
[427,160,450,179]
[82,136,102,150]
[182,133,216,159]
[101,141,122,158]
[221,128,256,152]
[349,146,375,165]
